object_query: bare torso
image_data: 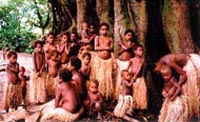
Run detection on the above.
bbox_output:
[130,57,143,76]
[6,63,19,84]
[33,52,45,72]
[121,80,132,96]
[57,43,70,64]
[47,59,59,78]
[44,43,57,61]
[71,71,83,94]
[56,83,80,113]
[95,36,113,60]
[118,42,134,61]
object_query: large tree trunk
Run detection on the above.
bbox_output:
[162,0,195,53]
[128,0,147,43]
[77,0,87,35]
[114,0,136,43]
[96,0,113,35]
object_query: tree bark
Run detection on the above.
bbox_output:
[96,0,113,35]
[77,0,87,35]
[114,0,136,43]
[128,0,147,43]
[162,0,195,53]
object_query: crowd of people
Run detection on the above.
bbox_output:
[1,21,200,122]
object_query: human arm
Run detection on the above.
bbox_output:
[94,36,113,51]
[169,77,181,101]
[57,44,65,54]
[7,63,19,73]
[124,80,134,87]
[132,58,144,81]
[170,62,187,86]
[39,53,45,75]
[55,85,62,108]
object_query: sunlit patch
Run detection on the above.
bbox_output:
[0,0,8,6]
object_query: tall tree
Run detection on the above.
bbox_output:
[162,0,195,53]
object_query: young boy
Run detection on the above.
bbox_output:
[159,64,188,122]
[69,31,80,57]
[57,32,71,68]
[155,53,200,118]
[84,80,103,119]
[79,52,91,82]
[29,40,47,104]
[128,44,147,114]
[67,56,83,96]
[114,70,135,118]
[114,29,136,100]
[91,22,115,100]
[80,22,94,53]
[38,69,83,122]
[19,66,29,106]
[43,32,57,61]
[160,65,181,101]
[2,51,22,112]
[46,50,60,99]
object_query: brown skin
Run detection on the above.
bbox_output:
[33,44,45,76]
[155,54,189,87]
[67,62,83,94]
[95,25,114,60]
[79,55,91,77]
[47,53,60,78]
[118,33,135,61]
[128,47,144,81]
[57,35,71,66]
[121,71,134,96]
[19,67,29,103]
[6,55,19,84]
[161,71,181,101]
[55,81,80,113]
[44,35,57,61]
[84,82,103,113]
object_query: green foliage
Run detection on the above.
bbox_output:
[0,0,49,53]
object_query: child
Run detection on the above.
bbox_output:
[90,22,115,100]
[88,23,97,50]
[29,40,47,104]
[46,50,60,99]
[2,51,22,112]
[69,31,80,57]
[79,52,91,82]
[43,32,57,61]
[37,68,83,122]
[79,52,91,99]
[84,80,103,119]
[79,22,94,53]
[159,64,189,122]
[19,66,29,106]
[155,53,200,118]
[114,29,136,100]
[57,32,71,68]
[67,56,83,95]
[114,70,135,118]
[128,44,147,114]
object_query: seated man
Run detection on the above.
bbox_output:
[37,68,84,122]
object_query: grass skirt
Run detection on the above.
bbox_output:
[113,95,135,118]
[182,54,200,118]
[28,71,47,104]
[114,59,129,100]
[46,76,58,100]
[90,55,114,100]
[39,100,84,122]
[158,96,189,122]
[2,81,22,110]
[133,76,147,109]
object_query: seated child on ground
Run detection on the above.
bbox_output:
[84,80,103,119]
[2,51,22,112]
